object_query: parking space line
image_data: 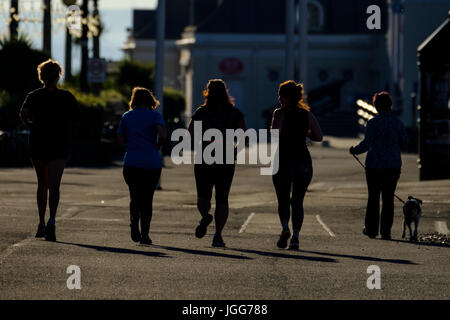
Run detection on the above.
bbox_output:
[239,212,255,233]
[0,237,34,265]
[435,221,449,235]
[315,215,336,237]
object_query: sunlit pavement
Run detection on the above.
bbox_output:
[0,145,448,299]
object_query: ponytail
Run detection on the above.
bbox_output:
[279,80,310,111]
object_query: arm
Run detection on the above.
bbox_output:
[19,94,33,126]
[19,107,31,126]
[117,117,126,147]
[270,108,283,131]
[188,119,195,137]
[399,121,408,149]
[308,112,323,142]
[350,120,373,155]
[117,133,125,147]
[236,118,249,147]
[156,124,167,148]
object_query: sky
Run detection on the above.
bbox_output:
[0,0,158,72]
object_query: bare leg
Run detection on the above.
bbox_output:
[32,159,49,226]
[47,159,66,224]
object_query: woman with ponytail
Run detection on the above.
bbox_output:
[271,80,323,249]
[188,79,247,247]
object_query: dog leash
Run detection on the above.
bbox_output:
[352,154,405,204]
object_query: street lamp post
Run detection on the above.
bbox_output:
[43,0,52,55]
[93,0,100,58]
[10,0,19,40]
[298,0,308,89]
[155,0,166,113]
[154,0,166,189]
[80,0,89,92]
[62,0,77,82]
[285,0,295,80]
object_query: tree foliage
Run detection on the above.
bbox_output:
[0,36,50,130]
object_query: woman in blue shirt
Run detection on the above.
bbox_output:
[350,92,408,240]
[117,87,167,245]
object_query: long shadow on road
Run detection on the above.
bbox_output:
[57,241,170,258]
[299,249,417,265]
[225,247,337,263]
[153,245,251,260]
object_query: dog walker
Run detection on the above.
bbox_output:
[351,154,405,203]
[352,154,423,241]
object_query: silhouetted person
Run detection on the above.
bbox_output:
[19,59,78,241]
[188,79,247,247]
[271,80,323,250]
[350,92,408,240]
[117,87,167,245]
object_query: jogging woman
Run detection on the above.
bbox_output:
[350,92,407,240]
[271,80,323,250]
[188,79,247,247]
[117,87,167,245]
[19,59,78,241]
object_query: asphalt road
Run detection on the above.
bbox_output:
[0,144,449,299]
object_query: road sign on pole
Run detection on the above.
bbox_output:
[87,58,107,84]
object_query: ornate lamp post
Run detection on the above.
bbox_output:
[43,0,52,55]
[62,0,77,81]
[10,0,19,39]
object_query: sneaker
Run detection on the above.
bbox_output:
[288,237,299,250]
[140,236,152,245]
[130,222,141,243]
[212,235,226,247]
[35,224,46,238]
[363,228,376,239]
[45,224,56,242]
[277,230,291,249]
[195,214,213,239]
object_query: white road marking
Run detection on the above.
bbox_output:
[0,237,34,265]
[315,215,336,237]
[59,206,80,219]
[239,212,255,233]
[435,221,449,235]
[64,217,122,222]
[0,206,122,265]
[423,200,450,204]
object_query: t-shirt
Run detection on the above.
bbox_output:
[20,87,79,160]
[117,108,166,169]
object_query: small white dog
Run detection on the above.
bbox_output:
[402,196,423,242]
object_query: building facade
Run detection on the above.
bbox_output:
[124,0,394,131]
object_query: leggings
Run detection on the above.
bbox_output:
[123,166,161,236]
[272,163,313,232]
[194,164,235,205]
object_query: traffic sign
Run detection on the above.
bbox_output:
[87,58,106,83]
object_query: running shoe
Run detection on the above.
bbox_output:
[45,224,56,242]
[212,234,225,247]
[381,234,391,240]
[363,228,376,239]
[35,224,46,238]
[288,237,299,250]
[195,214,213,239]
[277,230,291,249]
[140,236,152,245]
